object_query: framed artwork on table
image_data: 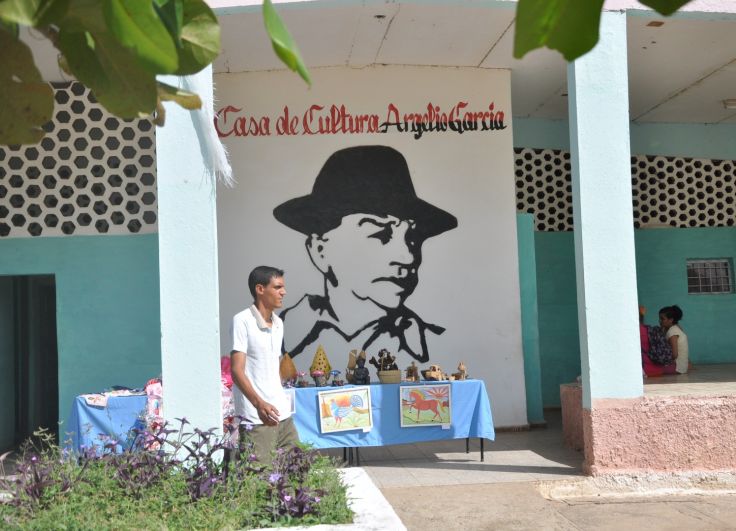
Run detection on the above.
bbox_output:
[400,384,451,427]
[317,386,372,434]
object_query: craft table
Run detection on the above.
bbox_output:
[292,379,494,463]
[67,394,147,453]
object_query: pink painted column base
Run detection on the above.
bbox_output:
[560,383,584,451]
[582,396,736,475]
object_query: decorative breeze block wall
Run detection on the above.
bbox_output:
[0,82,157,238]
[515,148,736,231]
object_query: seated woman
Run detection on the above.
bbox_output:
[658,305,689,374]
[640,305,666,377]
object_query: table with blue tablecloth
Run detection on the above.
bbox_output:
[292,379,494,461]
[68,380,494,460]
[67,394,147,453]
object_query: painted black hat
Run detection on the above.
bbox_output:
[273,145,457,238]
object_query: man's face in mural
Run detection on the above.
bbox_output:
[307,213,422,309]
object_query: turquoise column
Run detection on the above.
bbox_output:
[517,213,544,425]
[156,66,223,432]
[567,11,643,408]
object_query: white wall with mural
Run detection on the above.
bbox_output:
[214,65,527,427]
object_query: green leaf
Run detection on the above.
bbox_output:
[639,0,692,16]
[262,0,310,86]
[103,0,178,73]
[58,29,157,117]
[61,0,108,33]
[154,0,184,47]
[514,0,604,61]
[0,18,19,37]
[157,80,201,109]
[174,0,220,75]
[0,28,53,144]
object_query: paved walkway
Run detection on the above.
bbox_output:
[323,407,736,530]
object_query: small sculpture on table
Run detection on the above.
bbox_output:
[311,370,326,387]
[353,356,371,385]
[405,361,420,382]
[296,371,309,388]
[369,348,401,384]
[421,364,447,381]
[330,369,344,386]
[345,349,367,384]
[452,361,468,381]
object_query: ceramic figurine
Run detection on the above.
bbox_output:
[405,361,420,382]
[330,369,344,386]
[353,356,371,385]
[421,364,446,381]
[296,371,309,388]
[311,369,326,387]
[452,361,468,381]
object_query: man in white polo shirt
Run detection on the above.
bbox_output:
[230,266,299,461]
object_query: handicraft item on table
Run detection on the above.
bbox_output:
[369,348,401,383]
[345,349,367,383]
[317,386,373,434]
[310,345,332,387]
[421,364,448,381]
[399,383,451,427]
[405,361,420,382]
[352,356,370,385]
[451,361,468,381]
[280,353,298,385]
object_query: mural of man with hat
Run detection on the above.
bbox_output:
[274,145,457,363]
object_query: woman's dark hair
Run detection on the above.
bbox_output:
[659,305,683,324]
[248,266,284,298]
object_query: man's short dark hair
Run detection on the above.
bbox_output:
[248,266,284,299]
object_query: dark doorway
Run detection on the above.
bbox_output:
[0,275,59,453]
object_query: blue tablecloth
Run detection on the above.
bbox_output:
[292,380,494,449]
[67,395,147,453]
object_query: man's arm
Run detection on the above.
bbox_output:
[230,350,280,426]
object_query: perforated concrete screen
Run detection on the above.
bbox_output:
[0,82,157,238]
[515,148,736,231]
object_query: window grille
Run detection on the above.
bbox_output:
[686,259,733,294]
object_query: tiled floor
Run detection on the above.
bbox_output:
[644,363,736,396]
[321,409,584,488]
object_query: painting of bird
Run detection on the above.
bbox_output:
[319,388,372,433]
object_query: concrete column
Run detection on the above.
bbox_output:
[567,11,643,408]
[156,66,223,433]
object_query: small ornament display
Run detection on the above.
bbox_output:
[405,361,420,382]
[452,361,468,381]
[279,352,298,386]
[345,350,368,384]
[346,350,358,383]
[330,369,344,386]
[296,371,309,388]
[421,364,447,381]
[352,356,370,385]
[370,348,401,384]
[311,370,327,387]
[310,345,332,376]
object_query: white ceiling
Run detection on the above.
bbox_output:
[213,2,736,124]
[23,1,736,124]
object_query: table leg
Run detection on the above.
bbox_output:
[480,438,484,462]
[343,447,347,463]
[355,447,360,466]
[466,437,470,454]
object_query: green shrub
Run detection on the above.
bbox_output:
[0,422,352,529]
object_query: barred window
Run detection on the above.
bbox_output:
[687,259,733,294]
